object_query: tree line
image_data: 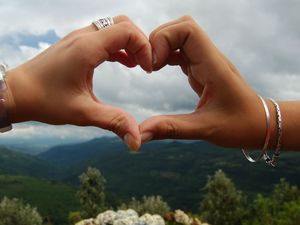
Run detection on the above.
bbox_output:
[1,167,300,225]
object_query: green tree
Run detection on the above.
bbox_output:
[0,197,43,225]
[272,178,300,207]
[77,167,106,218]
[274,200,300,225]
[242,194,273,225]
[118,195,171,216]
[200,170,246,225]
[68,211,82,225]
[244,178,300,225]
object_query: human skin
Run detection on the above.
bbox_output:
[5,15,153,151]
[4,15,300,151]
[139,16,300,151]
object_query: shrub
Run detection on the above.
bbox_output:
[0,197,42,225]
[119,195,171,216]
[68,211,82,225]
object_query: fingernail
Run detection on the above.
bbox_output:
[124,133,139,151]
[129,150,141,155]
[141,132,153,144]
[152,50,157,66]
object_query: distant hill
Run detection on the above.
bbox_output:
[38,137,300,212]
[2,138,300,223]
[0,174,79,225]
[39,137,128,167]
[0,143,50,155]
[0,147,59,179]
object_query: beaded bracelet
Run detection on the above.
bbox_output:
[242,95,271,163]
[0,63,12,133]
[267,98,282,167]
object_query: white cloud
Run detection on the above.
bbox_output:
[19,42,50,60]
[0,122,109,149]
[0,41,50,67]
[0,0,299,147]
[1,123,106,140]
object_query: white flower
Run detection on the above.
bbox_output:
[95,210,117,224]
[78,209,165,225]
[113,217,143,225]
[95,209,139,225]
[75,218,96,225]
[174,210,193,225]
[115,209,139,220]
[193,218,202,225]
[140,213,165,225]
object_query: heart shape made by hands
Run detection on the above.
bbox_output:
[6,15,262,152]
[95,16,261,152]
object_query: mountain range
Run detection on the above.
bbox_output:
[1,137,300,222]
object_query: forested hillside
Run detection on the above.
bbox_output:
[1,138,300,224]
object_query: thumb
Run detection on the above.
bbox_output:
[87,103,141,151]
[139,113,208,143]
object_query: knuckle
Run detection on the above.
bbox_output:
[68,35,94,66]
[149,30,159,44]
[108,112,128,136]
[149,30,164,47]
[121,21,134,31]
[149,32,155,43]
[180,15,194,22]
[119,21,136,41]
[118,15,131,23]
[69,35,86,51]
[180,16,198,30]
[63,29,82,41]
[182,21,199,35]
[155,117,179,139]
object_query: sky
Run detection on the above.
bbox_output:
[0,0,299,150]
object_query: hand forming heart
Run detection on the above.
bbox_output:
[5,15,275,151]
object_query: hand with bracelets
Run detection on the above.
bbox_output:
[139,16,300,165]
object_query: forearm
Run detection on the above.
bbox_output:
[278,101,300,151]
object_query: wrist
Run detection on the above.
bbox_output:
[4,68,30,124]
[250,97,277,150]
[0,64,13,131]
[3,70,17,124]
[242,95,278,163]
[242,95,277,150]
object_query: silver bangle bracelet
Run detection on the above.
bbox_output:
[242,95,272,163]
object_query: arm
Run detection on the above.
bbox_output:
[139,16,300,151]
[279,101,300,150]
[4,15,153,151]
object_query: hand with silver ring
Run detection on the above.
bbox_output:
[5,15,152,150]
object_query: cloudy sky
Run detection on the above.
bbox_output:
[0,0,299,150]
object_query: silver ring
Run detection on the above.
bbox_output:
[93,17,114,30]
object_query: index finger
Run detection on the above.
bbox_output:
[150,16,219,69]
[92,20,153,71]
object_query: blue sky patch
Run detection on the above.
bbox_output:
[0,30,59,48]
